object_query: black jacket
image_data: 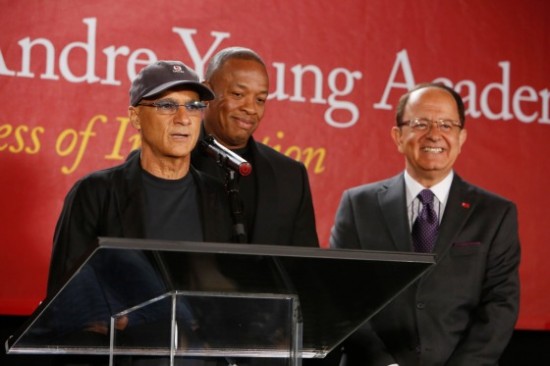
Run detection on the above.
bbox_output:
[47,151,233,295]
[192,134,319,247]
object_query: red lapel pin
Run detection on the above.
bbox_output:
[461,202,471,209]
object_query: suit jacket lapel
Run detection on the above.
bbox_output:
[379,174,413,252]
[249,140,279,244]
[434,174,477,256]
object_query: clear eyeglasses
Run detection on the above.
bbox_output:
[399,118,462,133]
[137,99,207,116]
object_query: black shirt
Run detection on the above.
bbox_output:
[142,169,203,242]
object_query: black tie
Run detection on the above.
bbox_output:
[412,189,438,253]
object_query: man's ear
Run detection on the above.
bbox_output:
[391,126,404,153]
[457,128,467,153]
[128,107,140,130]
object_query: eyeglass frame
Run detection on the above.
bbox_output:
[137,99,207,116]
[398,117,463,133]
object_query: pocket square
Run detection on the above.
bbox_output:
[450,241,482,256]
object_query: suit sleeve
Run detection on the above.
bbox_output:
[446,202,520,365]
[330,189,398,366]
[330,190,361,249]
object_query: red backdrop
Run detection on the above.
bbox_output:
[1,0,548,330]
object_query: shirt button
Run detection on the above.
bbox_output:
[416,302,425,309]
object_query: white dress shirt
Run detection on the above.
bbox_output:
[403,170,454,231]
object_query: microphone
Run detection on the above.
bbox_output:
[199,135,252,177]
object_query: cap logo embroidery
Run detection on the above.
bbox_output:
[172,65,185,73]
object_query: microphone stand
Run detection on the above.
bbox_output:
[225,169,244,365]
[225,169,248,244]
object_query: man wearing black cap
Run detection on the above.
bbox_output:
[45,61,234,357]
[48,60,232,293]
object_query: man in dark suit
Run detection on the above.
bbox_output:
[192,47,319,247]
[330,83,520,366]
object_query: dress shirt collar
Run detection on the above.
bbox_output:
[404,170,454,207]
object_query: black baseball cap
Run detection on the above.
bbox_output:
[129,60,214,106]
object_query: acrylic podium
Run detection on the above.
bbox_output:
[5,237,435,365]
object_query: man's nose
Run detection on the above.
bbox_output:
[174,106,194,124]
[240,96,259,114]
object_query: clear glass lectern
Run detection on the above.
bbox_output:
[5,237,435,365]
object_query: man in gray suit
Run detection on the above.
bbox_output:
[330,83,520,366]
